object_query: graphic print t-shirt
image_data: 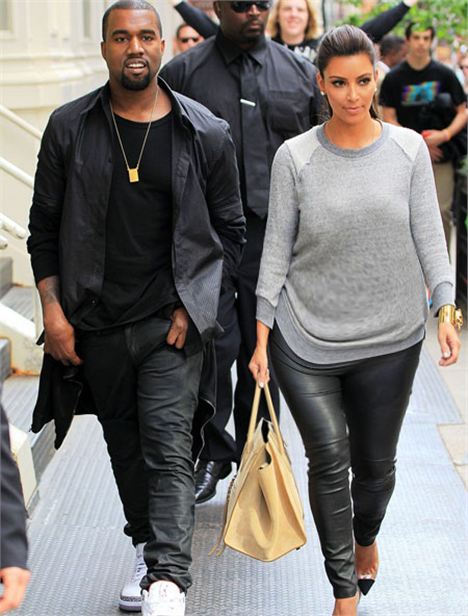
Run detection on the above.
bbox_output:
[379,60,465,133]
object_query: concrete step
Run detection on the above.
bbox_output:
[0,288,42,373]
[0,338,11,383]
[0,256,13,299]
[2,375,55,486]
[1,285,35,321]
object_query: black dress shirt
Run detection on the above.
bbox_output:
[160,32,320,217]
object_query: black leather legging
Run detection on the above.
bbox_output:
[270,327,422,599]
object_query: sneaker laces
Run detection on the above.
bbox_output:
[132,552,147,584]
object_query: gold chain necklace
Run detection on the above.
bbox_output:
[109,86,159,183]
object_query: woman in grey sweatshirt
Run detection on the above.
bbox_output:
[249,25,461,616]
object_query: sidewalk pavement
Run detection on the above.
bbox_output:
[12,347,467,616]
[424,316,467,488]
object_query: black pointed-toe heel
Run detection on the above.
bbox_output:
[357,576,375,596]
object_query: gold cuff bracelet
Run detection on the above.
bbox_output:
[438,305,464,331]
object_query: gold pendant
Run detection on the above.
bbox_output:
[128,168,139,183]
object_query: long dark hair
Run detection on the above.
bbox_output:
[317,25,379,120]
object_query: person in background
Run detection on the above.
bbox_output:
[250,24,461,616]
[435,42,455,69]
[161,0,320,505]
[266,0,320,61]
[172,0,217,39]
[378,33,407,75]
[173,0,419,63]
[0,404,30,614]
[267,0,418,63]
[380,22,467,250]
[459,54,468,97]
[173,22,203,55]
[376,33,407,111]
[27,1,244,615]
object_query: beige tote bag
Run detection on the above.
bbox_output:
[211,382,307,562]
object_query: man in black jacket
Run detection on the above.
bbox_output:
[27,2,245,615]
[161,0,320,505]
[0,405,30,614]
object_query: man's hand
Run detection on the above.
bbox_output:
[0,567,31,613]
[422,130,446,162]
[422,129,448,148]
[37,276,82,366]
[426,143,444,163]
[44,311,82,366]
[166,307,189,350]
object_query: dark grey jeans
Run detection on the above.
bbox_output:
[78,315,203,592]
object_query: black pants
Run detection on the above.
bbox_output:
[78,316,203,592]
[200,212,280,463]
[270,327,422,599]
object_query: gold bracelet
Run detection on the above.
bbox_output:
[438,304,464,331]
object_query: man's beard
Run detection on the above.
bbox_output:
[120,71,152,91]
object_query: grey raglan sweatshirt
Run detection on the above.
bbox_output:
[256,123,455,363]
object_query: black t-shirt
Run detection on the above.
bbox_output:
[81,111,179,330]
[272,35,320,63]
[379,59,466,133]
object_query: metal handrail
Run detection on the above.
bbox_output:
[0,157,34,189]
[0,104,42,140]
[0,213,27,250]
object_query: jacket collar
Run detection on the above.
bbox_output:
[79,78,195,132]
[215,30,268,66]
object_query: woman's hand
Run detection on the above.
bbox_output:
[438,322,461,366]
[249,345,270,387]
[249,320,272,386]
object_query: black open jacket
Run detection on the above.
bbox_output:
[28,79,246,456]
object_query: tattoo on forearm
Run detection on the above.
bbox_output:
[38,276,61,306]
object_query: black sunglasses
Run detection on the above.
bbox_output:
[229,1,271,13]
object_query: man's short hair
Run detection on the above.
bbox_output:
[379,34,405,58]
[102,0,162,41]
[405,22,435,41]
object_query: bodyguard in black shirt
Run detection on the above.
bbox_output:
[27,2,245,615]
[161,0,320,504]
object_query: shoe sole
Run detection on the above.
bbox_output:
[119,598,142,612]
[195,488,217,505]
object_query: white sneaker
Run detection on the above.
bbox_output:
[141,581,186,616]
[119,543,147,612]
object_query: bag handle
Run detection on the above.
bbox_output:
[246,383,285,456]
